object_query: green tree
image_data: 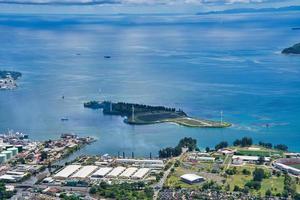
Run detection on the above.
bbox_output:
[253,168,265,182]
[266,189,272,196]
[215,141,228,150]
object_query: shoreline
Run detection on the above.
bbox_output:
[84,101,231,128]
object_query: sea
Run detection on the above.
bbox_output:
[0,11,300,157]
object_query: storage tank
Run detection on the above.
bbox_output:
[1,151,13,160]
[7,147,18,156]
[0,154,6,164]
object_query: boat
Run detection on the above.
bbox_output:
[61,117,69,121]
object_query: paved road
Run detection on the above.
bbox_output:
[152,154,185,200]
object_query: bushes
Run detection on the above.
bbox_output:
[242,169,251,175]
[233,137,252,147]
[245,181,261,190]
[225,167,237,175]
[274,144,288,151]
[89,182,153,200]
[159,137,198,158]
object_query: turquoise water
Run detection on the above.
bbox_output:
[0,12,300,156]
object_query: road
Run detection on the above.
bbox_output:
[152,153,185,200]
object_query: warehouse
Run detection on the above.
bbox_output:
[119,167,138,178]
[132,168,149,179]
[71,165,98,179]
[91,167,113,178]
[115,159,163,167]
[232,155,270,163]
[54,165,81,179]
[180,174,205,184]
[107,166,126,177]
[273,162,300,175]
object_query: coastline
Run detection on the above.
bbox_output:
[84,101,231,128]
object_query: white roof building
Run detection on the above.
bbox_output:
[71,165,98,179]
[132,168,149,179]
[119,167,138,178]
[274,162,300,176]
[107,166,126,177]
[232,155,270,162]
[54,165,81,179]
[180,174,205,184]
[91,167,113,178]
[115,159,163,165]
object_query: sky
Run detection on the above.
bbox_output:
[0,0,299,14]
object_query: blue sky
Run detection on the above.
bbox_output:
[0,0,299,14]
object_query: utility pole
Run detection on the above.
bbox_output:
[220,110,223,125]
[110,102,112,112]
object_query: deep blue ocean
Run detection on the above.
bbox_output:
[0,11,299,156]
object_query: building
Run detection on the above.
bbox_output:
[91,167,113,178]
[232,155,270,164]
[180,174,205,184]
[54,165,81,179]
[273,158,300,176]
[71,165,98,179]
[119,167,138,178]
[132,168,149,179]
[273,162,300,176]
[106,166,126,178]
[0,171,27,182]
[115,159,164,168]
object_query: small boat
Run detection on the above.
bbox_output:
[104,56,111,59]
[61,117,69,121]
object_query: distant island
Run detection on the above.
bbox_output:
[84,101,231,128]
[196,6,300,15]
[0,70,22,90]
[282,43,300,54]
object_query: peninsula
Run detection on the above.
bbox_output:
[282,43,300,54]
[0,70,22,90]
[84,101,231,128]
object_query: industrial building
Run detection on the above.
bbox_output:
[132,168,149,179]
[232,155,270,164]
[119,167,138,178]
[180,174,205,184]
[106,166,126,177]
[91,167,113,178]
[0,171,27,182]
[115,159,164,168]
[54,165,81,179]
[71,165,98,179]
[273,158,300,176]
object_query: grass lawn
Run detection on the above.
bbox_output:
[260,176,285,195]
[225,165,285,196]
[233,146,283,157]
[165,174,201,189]
[236,149,278,157]
[297,184,300,193]
[164,166,202,189]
